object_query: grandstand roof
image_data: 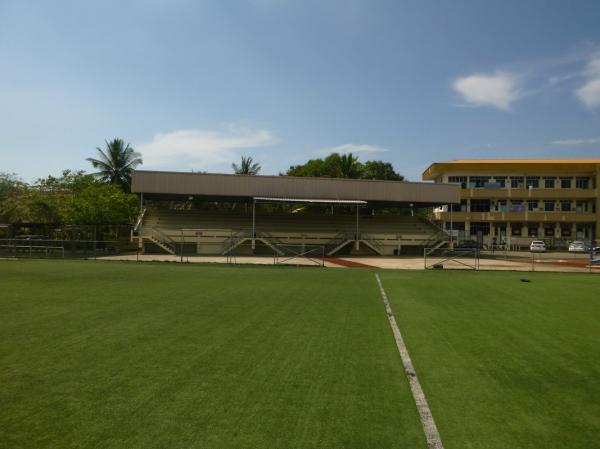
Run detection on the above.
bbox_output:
[132,170,459,206]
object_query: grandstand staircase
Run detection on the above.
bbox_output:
[221,231,285,256]
[359,233,385,256]
[257,232,285,255]
[221,230,250,255]
[419,216,451,251]
[325,232,353,256]
[149,229,177,255]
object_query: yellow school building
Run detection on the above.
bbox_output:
[422,159,600,249]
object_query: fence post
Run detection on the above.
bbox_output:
[180,230,184,263]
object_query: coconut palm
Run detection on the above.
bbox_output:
[232,156,261,175]
[87,139,142,191]
[338,153,361,178]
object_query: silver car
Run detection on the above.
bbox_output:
[530,240,547,252]
[568,241,586,252]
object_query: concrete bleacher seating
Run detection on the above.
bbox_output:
[140,207,447,256]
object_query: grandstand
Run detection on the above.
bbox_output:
[132,171,460,256]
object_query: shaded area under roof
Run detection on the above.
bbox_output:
[253,197,366,205]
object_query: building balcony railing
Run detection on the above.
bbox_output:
[433,211,597,223]
[460,188,597,199]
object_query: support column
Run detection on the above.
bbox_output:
[252,201,256,250]
[355,205,360,250]
[139,193,144,252]
[449,205,454,248]
[596,169,600,243]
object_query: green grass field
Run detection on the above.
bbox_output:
[1,260,599,449]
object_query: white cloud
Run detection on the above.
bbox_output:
[575,54,600,110]
[585,54,600,77]
[316,143,387,156]
[137,126,276,170]
[453,72,521,111]
[576,79,600,109]
[551,137,600,145]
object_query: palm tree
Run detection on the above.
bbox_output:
[232,156,261,175]
[87,139,143,191]
[338,153,360,178]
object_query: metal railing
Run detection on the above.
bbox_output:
[133,208,147,233]
[273,244,325,267]
[324,231,353,255]
[0,238,138,259]
[222,229,253,255]
[150,228,178,254]
[424,247,480,270]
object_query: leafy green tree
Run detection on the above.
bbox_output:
[287,153,349,178]
[0,173,26,200]
[35,170,96,192]
[0,170,138,226]
[87,138,142,191]
[361,160,404,181]
[10,171,100,224]
[66,184,138,224]
[285,153,404,181]
[286,158,327,177]
[232,156,261,175]
[0,172,67,224]
[1,187,65,224]
[0,173,29,223]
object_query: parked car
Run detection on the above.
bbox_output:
[568,241,586,252]
[529,240,547,252]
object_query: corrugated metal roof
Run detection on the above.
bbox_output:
[132,170,460,205]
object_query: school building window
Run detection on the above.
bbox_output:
[528,224,539,237]
[448,176,467,189]
[526,177,539,188]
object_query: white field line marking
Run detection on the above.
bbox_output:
[375,273,445,449]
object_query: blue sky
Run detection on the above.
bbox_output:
[1,0,600,182]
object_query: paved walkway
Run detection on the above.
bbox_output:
[100,253,599,273]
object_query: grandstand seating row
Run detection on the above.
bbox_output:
[140,207,448,256]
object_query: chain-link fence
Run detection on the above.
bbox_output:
[473,249,598,273]
[424,245,599,273]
